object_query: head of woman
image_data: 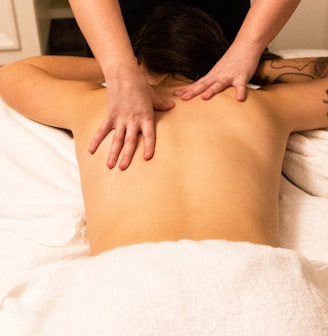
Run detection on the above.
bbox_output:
[131,4,229,81]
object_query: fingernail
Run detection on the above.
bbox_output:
[119,163,128,171]
[144,151,154,160]
[201,93,210,100]
[181,94,191,100]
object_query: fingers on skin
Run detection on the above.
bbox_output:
[175,77,247,102]
[179,78,229,101]
[174,88,183,97]
[141,121,156,161]
[179,80,210,100]
[107,122,156,171]
[117,128,139,170]
[93,97,171,170]
[118,121,155,170]
[200,81,247,101]
[154,99,175,111]
[175,75,229,100]
[89,121,113,154]
[107,126,126,169]
[199,81,231,100]
[235,84,247,102]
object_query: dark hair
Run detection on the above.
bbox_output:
[131,4,229,81]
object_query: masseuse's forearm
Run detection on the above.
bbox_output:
[233,0,301,57]
[69,0,138,78]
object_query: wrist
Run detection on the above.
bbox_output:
[230,37,265,61]
[105,61,144,87]
[103,56,140,83]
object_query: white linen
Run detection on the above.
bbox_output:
[283,130,328,198]
[1,240,328,336]
[279,176,328,263]
[0,98,88,295]
[280,129,328,264]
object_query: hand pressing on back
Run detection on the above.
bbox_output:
[175,42,260,102]
[89,65,175,170]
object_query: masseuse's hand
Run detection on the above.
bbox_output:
[175,44,260,102]
[88,66,175,170]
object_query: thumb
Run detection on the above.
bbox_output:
[235,84,247,102]
[153,97,175,111]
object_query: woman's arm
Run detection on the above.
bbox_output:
[255,57,328,133]
[175,0,301,101]
[68,0,174,170]
[0,56,103,130]
[253,57,328,85]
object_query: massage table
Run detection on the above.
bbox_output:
[0,50,327,335]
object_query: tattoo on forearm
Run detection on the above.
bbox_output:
[269,59,315,83]
[254,60,314,85]
[271,73,315,84]
[254,57,328,89]
[270,58,328,82]
[313,58,328,78]
[271,59,313,72]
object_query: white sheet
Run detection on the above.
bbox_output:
[0,99,88,295]
[1,49,328,335]
[279,177,328,263]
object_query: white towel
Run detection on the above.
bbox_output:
[283,130,328,198]
[1,240,327,336]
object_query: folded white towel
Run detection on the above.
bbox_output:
[1,240,327,336]
[283,130,328,197]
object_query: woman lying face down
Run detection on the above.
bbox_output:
[0,4,328,255]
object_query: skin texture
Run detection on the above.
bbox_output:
[0,56,328,256]
[68,0,301,170]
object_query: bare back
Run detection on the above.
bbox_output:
[73,84,289,255]
[1,57,328,256]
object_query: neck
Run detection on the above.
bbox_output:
[141,64,193,87]
[150,73,193,88]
